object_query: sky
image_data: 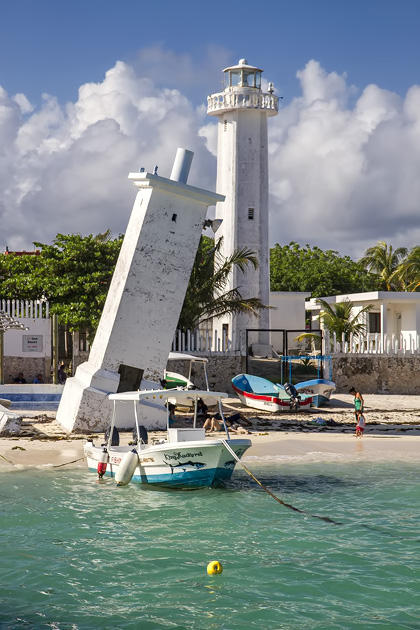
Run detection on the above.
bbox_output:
[1,0,420,259]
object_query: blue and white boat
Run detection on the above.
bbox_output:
[279,355,336,407]
[232,374,312,412]
[292,379,336,407]
[84,389,251,489]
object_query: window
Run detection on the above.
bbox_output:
[229,70,241,87]
[369,312,381,333]
[248,207,254,220]
[224,120,228,132]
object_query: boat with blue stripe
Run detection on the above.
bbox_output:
[84,389,251,489]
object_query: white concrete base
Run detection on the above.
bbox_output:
[56,362,167,433]
[0,405,22,435]
[56,362,119,433]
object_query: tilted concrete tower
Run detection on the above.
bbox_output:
[207,59,278,351]
[56,150,223,433]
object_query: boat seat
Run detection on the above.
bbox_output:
[132,425,148,444]
[104,426,120,446]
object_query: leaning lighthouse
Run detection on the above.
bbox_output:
[207,59,278,351]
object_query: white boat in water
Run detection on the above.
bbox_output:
[84,389,251,489]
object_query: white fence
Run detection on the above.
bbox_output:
[171,329,234,354]
[173,327,420,356]
[326,330,420,355]
[1,299,49,319]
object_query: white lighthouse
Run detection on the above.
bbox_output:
[207,59,278,351]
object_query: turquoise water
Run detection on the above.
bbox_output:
[1,457,420,630]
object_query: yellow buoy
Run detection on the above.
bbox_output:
[207,560,223,575]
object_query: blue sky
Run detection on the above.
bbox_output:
[1,0,420,256]
[2,0,419,107]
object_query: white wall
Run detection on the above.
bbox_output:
[269,292,310,352]
[4,318,51,358]
[269,292,310,330]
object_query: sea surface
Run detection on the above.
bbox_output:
[1,453,420,630]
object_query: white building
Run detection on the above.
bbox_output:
[207,59,278,351]
[0,299,51,382]
[307,291,420,353]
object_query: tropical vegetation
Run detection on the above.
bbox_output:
[0,231,123,338]
[0,232,267,338]
[270,242,379,296]
[178,236,267,332]
[358,241,408,290]
[3,234,420,340]
[316,298,373,342]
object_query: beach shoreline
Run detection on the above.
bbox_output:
[1,393,419,469]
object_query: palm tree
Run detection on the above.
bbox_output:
[392,245,420,292]
[316,298,373,342]
[178,236,268,332]
[359,241,408,290]
[359,241,407,291]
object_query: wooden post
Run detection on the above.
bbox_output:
[0,330,4,385]
[52,314,58,384]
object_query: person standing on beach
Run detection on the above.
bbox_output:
[349,387,364,421]
[355,411,366,437]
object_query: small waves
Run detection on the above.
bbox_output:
[1,464,420,629]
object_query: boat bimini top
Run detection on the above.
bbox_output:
[108,388,224,404]
[167,352,209,390]
[108,389,231,441]
[167,352,208,364]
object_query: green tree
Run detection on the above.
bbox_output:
[178,236,268,331]
[316,298,373,341]
[391,245,420,292]
[359,241,408,290]
[270,242,379,296]
[0,231,123,337]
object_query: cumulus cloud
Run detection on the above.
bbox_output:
[1,54,420,259]
[0,59,215,250]
[268,60,420,257]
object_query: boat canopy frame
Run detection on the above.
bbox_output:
[107,389,231,447]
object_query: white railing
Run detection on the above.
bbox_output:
[207,91,279,114]
[325,330,420,355]
[0,299,49,319]
[171,329,235,354]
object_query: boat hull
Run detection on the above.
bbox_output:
[84,438,251,489]
[293,379,336,407]
[232,374,312,413]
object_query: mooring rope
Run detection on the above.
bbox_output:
[52,457,85,468]
[0,453,85,468]
[0,452,15,465]
[222,439,343,526]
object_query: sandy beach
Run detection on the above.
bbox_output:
[1,392,419,469]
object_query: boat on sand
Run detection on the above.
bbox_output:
[231,374,312,412]
[291,379,336,407]
[164,352,209,390]
[84,389,251,489]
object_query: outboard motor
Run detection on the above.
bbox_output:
[104,426,120,446]
[132,425,148,445]
[284,382,301,410]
